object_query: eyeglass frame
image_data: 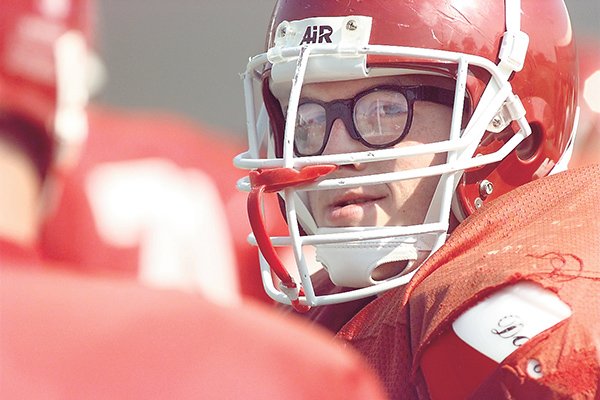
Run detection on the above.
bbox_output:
[289,84,456,157]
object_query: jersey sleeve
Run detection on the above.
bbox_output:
[409,165,600,399]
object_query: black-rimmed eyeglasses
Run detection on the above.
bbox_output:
[289,85,456,156]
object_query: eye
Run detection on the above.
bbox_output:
[354,90,409,131]
[354,90,409,144]
[296,103,326,127]
[373,101,406,117]
[358,90,408,118]
[294,102,327,155]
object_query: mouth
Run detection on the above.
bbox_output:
[322,191,387,226]
[331,193,386,209]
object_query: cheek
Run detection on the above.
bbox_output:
[389,150,440,172]
[409,103,453,144]
[385,174,441,225]
[384,155,444,224]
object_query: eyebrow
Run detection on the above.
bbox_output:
[300,75,457,102]
[391,74,456,89]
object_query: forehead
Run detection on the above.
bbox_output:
[300,74,456,101]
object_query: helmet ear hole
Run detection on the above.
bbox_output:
[516,122,542,161]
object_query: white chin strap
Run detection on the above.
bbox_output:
[314,228,420,288]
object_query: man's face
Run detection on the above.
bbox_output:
[295,74,454,229]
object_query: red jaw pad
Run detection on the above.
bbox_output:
[249,164,337,192]
[247,164,336,312]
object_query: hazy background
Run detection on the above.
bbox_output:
[95,0,600,138]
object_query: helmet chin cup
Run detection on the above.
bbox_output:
[315,232,419,288]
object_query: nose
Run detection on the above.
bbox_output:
[322,119,365,154]
[322,119,367,170]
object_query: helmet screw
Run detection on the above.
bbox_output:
[346,20,358,31]
[526,359,543,379]
[474,197,484,209]
[479,180,494,197]
[491,115,503,129]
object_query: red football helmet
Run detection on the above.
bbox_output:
[0,0,93,176]
[235,0,578,309]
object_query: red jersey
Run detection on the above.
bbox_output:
[0,237,40,267]
[294,164,600,399]
[40,105,270,303]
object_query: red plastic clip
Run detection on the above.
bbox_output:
[249,164,337,193]
[247,165,336,312]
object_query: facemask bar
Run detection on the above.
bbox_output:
[53,30,89,169]
[238,53,529,308]
[39,28,91,219]
[235,2,532,309]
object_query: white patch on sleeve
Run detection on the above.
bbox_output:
[452,281,572,363]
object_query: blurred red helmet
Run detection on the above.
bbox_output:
[571,36,600,167]
[235,0,579,308]
[578,37,600,118]
[0,0,93,176]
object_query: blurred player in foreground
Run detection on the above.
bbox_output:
[1,0,240,303]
